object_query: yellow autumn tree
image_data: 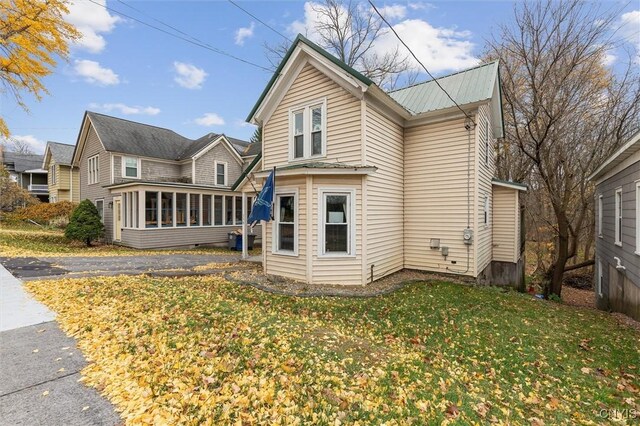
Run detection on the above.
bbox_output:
[0,0,79,137]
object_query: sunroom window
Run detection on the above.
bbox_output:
[290,100,325,160]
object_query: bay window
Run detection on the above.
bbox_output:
[289,99,326,160]
[319,189,355,256]
[275,193,296,253]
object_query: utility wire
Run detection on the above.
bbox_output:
[368,0,476,126]
[227,0,292,42]
[86,0,271,71]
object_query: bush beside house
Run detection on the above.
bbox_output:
[65,200,104,246]
[3,201,76,227]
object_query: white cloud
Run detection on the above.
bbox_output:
[602,52,617,67]
[173,62,207,89]
[65,0,120,53]
[1,135,47,154]
[194,113,225,126]
[235,22,256,46]
[88,103,160,116]
[289,2,477,74]
[378,5,407,20]
[74,60,120,85]
[619,10,639,44]
[408,2,435,11]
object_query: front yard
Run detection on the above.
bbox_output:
[26,275,639,425]
[0,224,253,257]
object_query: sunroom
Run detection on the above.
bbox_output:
[106,181,259,250]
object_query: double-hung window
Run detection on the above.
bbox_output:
[598,194,603,238]
[123,157,140,179]
[215,161,227,186]
[319,189,355,256]
[50,165,56,185]
[274,192,297,254]
[615,187,622,246]
[88,155,99,184]
[290,99,326,160]
[95,199,104,222]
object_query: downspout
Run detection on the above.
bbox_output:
[447,117,475,274]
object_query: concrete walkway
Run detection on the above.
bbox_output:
[1,263,55,332]
[0,264,120,425]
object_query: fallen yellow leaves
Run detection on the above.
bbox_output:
[24,276,640,425]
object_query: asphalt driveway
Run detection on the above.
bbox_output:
[1,253,245,281]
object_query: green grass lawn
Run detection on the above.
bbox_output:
[27,276,639,425]
[0,223,257,257]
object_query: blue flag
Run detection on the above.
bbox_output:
[247,169,274,226]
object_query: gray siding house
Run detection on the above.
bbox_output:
[590,130,640,321]
[1,151,49,202]
[71,111,260,249]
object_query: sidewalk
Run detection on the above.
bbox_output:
[0,264,120,425]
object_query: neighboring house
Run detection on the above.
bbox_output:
[589,130,640,321]
[71,111,260,248]
[243,35,526,287]
[42,142,79,203]
[1,151,49,202]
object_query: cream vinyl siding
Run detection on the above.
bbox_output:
[311,176,363,285]
[492,186,518,262]
[48,163,78,202]
[264,176,307,282]
[263,63,362,170]
[365,105,404,281]
[404,117,477,276]
[475,104,495,274]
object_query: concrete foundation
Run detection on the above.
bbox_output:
[477,257,526,292]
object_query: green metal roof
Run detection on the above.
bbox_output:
[231,153,262,191]
[246,34,373,122]
[492,178,527,190]
[388,61,499,115]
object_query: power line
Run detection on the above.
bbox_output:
[227,0,292,43]
[85,0,271,72]
[368,0,476,126]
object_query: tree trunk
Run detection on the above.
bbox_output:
[86,238,92,247]
[545,211,570,298]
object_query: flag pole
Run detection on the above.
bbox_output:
[271,166,276,220]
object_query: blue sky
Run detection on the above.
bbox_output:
[2,0,638,154]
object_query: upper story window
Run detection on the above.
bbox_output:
[123,157,140,179]
[215,161,227,186]
[290,99,326,161]
[615,187,622,246]
[88,155,99,185]
[50,165,56,185]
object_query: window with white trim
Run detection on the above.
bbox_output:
[598,194,603,238]
[215,161,227,186]
[123,157,140,179]
[50,165,56,185]
[615,187,622,246]
[88,155,99,184]
[319,189,355,256]
[483,193,489,226]
[636,183,640,253]
[484,119,490,166]
[95,199,104,222]
[289,100,326,160]
[275,193,297,254]
[597,258,603,297]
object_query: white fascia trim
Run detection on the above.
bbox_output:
[589,131,640,182]
[192,135,244,165]
[254,167,376,178]
[42,145,52,169]
[492,180,527,192]
[252,46,368,125]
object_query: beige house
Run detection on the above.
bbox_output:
[42,142,80,203]
[243,35,526,286]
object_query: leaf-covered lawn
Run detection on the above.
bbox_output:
[0,224,252,257]
[27,277,639,425]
